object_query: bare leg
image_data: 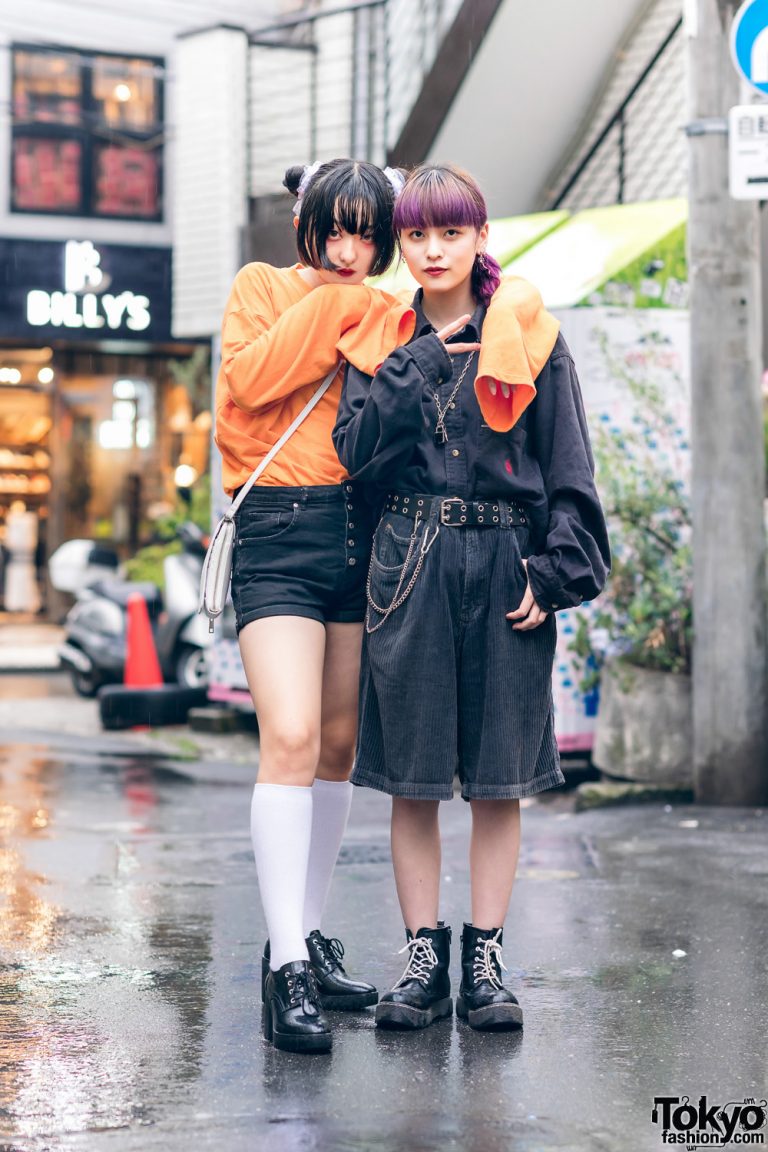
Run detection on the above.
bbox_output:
[239,615,326,787]
[469,799,521,929]
[391,798,441,933]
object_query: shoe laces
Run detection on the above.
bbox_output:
[285,967,318,1009]
[473,929,507,990]
[393,935,439,988]
[314,933,345,969]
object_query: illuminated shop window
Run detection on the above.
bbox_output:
[13,50,81,126]
[92,57,157,131]
[13,138,82,212]
[94,144,159,219]
[11,44,163,220]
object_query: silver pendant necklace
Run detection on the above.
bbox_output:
[433,351,476,444]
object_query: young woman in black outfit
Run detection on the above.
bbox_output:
[333,164,610,1033]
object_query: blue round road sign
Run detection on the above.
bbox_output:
[732,0,768,94]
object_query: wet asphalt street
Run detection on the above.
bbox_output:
[0,701,767,1151]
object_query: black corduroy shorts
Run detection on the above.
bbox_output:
[231,482,374,633]
[352,498,565,801]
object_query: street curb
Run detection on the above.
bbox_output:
[0,656,63,673]
[0,726,194,761]
[1,727,256,784]
[575,779,695,810]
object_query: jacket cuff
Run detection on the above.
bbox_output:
[526,553,584,613]
[407,333,453,385]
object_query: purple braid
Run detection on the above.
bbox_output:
[471,252,502,307]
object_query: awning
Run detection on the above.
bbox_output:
[503,199,688,309]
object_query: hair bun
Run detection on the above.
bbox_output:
[283,165,306,197]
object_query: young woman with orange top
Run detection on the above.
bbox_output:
[334,164,610,1034]
[215,159,414,1054]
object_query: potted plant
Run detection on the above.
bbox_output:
[571,331,693,786]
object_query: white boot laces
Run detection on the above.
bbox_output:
[473,929,507,989]
[393,935,439,988]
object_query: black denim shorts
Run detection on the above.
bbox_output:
[351,498,565,801]
[231,483,374,633]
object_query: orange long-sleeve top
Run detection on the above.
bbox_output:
[215,263,415,494]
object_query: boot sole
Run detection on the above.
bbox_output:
[262,958,377,1011]
[375,996,453,1030]
[320,990,379,1011]
[272,1029,333,1053]
[456,996,523,1031]
[262,1005,333,1053]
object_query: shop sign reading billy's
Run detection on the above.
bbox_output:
[0,237,172,343]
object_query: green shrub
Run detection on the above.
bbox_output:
[124,472,211,589]
[572,331,692,681]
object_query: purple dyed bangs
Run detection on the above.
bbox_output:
[393,165,487,232]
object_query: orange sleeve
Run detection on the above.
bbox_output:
[336,291,415,371]
[475,276,560,432]
[222,269,375,414]
[222,268,416,414]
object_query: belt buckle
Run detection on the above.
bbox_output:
[440,497,463,525]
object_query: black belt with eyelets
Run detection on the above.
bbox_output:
[385,492,527,527]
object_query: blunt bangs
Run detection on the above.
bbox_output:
[393,166,487,233]
[296,160,396,277]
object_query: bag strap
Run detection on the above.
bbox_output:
[228,362,340,517]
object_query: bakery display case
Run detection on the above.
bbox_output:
[0,352,53,611]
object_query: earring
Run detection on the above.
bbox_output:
[476,252,487,269]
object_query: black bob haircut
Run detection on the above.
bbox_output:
[284,159,397,277]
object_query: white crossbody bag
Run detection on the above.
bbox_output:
[198,363,340,631]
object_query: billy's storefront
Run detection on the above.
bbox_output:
[0,236,209,611]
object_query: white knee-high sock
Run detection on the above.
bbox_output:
[303,778,354,937]
[250,782,312,971]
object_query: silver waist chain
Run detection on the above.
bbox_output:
[365,513,440,633]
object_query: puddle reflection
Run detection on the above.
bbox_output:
[0,744,214,1143]
[0,746,59,955]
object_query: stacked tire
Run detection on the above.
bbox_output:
[99,684,208,730]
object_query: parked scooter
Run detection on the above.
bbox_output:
[50,523,212,697]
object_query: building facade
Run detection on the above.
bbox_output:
[0,4,285,610]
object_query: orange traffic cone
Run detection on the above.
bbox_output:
[124,593,163,687]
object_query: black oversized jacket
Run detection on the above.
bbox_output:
[333,295,610,612]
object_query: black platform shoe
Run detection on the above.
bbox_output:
[375,923,453,1030]
[262,960,332,1054]
[262,933,378,1011]
[456,924,523,1031]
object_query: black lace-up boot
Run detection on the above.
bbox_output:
[262,960,332,1053]
[306,930,378,1009]
[374,923,452,1030]
[456,924,523,1031]
[261,934,378,1011]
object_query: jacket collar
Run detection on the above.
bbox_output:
[412,289,485,342]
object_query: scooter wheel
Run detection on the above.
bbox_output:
[174,644,211,689]
[71,668,101,698]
